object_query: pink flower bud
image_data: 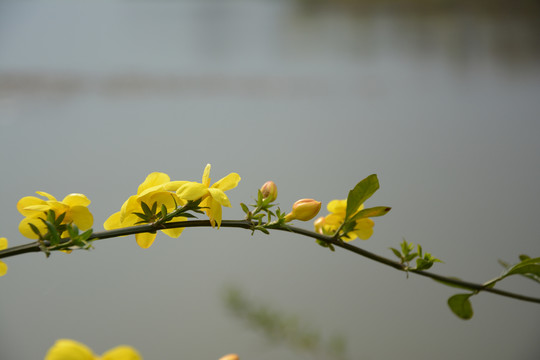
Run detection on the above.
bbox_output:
[260,181,278,202]
[285,199,322,222]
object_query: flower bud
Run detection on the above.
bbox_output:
[285,199,321,222]
[219,354,239,360]
[260,181,278,202]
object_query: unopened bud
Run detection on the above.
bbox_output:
[219,354,239,360]
[260,181,278,202]
[285,199,321,222]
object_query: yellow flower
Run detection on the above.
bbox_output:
[176,164,241,228]
[44,339,142,360]
[104,172,188,249]
[315,199,374,241]
[0,237,8,276]
[17,192,93,239]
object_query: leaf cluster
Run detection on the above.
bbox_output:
[241,190,287,235]
[389,239,443,272]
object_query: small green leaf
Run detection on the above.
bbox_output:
[389,247,401,259]
[448,293,474,320]
[240,203,250,214]
[46,210,56,224]
[151,201,158,214]
[404,253,418,262]
[55,212,66,226]
[503,257,540,278]
[349,206,391,222]
[415,258,433,271]
[79,229,93,241]
[345,175,379,221]
[132,212,149,221]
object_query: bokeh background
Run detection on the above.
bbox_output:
[1,1,540,359]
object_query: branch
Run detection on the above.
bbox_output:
[1,219,539,305]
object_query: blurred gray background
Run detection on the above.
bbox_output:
[1,1,540,359]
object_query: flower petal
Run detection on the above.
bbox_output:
[18,216,48,239]
[207,188,231,207]
[352,218,375,240]
[36,191,57,201]
[202,164,211,186]
[207,199,223,228]
[176,182,209,201]
[161,218,186,238]
[17,196,47,216]
[136,232,157,249]
[69,206,94,230]
[44,339,95,360]
[137,172,170,194]
[101,345,142,360]
[62,193,91,207]
[212,173,241,192]
[0,237,7,250]
[0,261,7,276]
[104,212,122,230]
[327,199,347,214]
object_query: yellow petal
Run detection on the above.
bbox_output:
[202,164,211,187]
[62,193,91,207]
[176,182,209,201]
[120,196,139,223]
[352,218,375,240]
[0,237,7,250]
[207,199,223,228]
[327,199,347,214]
[36,191,57,201]
[69,206,94,230]
[17,196,47,216]
[100,345,142,360]
[0,261,7,276]
[207,188,231,207]
[136,232,157,248]
[212,173,241,192]
[18,216,47,239]
[163,180,189,192]
[104,212,122,230]
[137,172,170,195]
[44,339,95,360]
[161,220,186,238]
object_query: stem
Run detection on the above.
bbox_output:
[1,220,539,304]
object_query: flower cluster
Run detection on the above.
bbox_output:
[17,192,94,240]
[104,164,240,248]
[44,339,141,360]
[314,199,375,241]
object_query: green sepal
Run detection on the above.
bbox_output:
[28,223,42,237]
[448,293,474,320]
[345,175,379,221]
[140,201,153,218]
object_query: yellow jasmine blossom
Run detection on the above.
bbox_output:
[315,199,374,241]
[44,339,142,360]
[0,237,8,276]
[104,172,188,249]
[17,192,93,239]
[176,164,241,228]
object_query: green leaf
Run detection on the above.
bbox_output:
[345,175,379,221]
[240,203,250,214]
[132,212,149,221]
[448,293,474,320]
[55,212,66,226]
[503,257,540,278]
[349,206,391,222]
[389,247,403,260]
[68,224,79,239]
[415,258,433,271]
[404,253,418,262]
[151,201,158,214]
[79,229,93,241]
[46,210,56,224]
[161,204,168,219]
